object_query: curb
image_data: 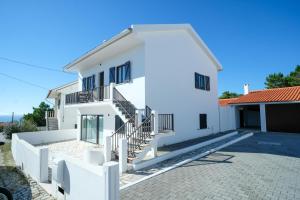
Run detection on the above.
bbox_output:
[133,131,238,170]
[120,132,253,190]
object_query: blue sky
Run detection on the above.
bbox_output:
[0,0,299,115]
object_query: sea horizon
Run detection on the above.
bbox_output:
[0,115,23,122]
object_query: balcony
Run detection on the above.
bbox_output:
[65,86,110,105]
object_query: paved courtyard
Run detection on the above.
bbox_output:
[121,132,300,200]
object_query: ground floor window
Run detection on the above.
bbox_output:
[199,114,207,129]
[81,115,104,145]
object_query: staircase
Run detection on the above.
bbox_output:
[45,110,58,130]
[47,118,58,130]
[111,88,175,163]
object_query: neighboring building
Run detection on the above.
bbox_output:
[47,81,78,130]
[219,85,300,133]
[47,24,223,161]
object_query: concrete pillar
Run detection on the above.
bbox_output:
[119,138,127,175]
[39,147,49,183]
[135,110,142,127]
[109,83,115,101]
[260,104,267,132]
[103,161,120,200]
[76,110,81,141]
[104,136,112,162]
[151,110,158,135]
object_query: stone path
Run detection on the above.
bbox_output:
[0,142,55,200]
[121,132,300,200]
[120,133,243,187]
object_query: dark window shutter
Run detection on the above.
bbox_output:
[109,67,116,83]
[195,73,199,89]
[205,76,210,91]
[92,75,95,89]
[82,78,87,91]
[125,61,131,82]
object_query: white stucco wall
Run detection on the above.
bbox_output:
[143,30,220,145]
[55,82,79,130]
[79,44,146,109]
[74,103,120,140]
[219,105,236,132]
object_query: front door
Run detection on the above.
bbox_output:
[99,71,104,100]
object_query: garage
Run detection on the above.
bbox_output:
[222,85,300,133]
[266,103,300,133]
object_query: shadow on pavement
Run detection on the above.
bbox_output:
[220,132,300,158]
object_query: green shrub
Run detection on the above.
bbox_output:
[3,120,38,139]
[0,124,4,132]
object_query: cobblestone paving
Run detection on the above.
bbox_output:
[0,141,55,200]
[120,133,242,187]
[121,132,300,200]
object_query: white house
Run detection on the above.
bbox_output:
[47,24,223,162]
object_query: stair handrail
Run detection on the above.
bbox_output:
[126,114,153,157]
[111,114,136,153]
[113,88,136,120]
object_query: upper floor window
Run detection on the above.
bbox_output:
[195,73,210,91]
[109,61,131,84]
[82,75,95,91]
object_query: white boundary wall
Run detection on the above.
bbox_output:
[52,157,119,200]
[11,129,77,182]
[219,105,236,132]
[11,130,120,200]
[12,134,48,182]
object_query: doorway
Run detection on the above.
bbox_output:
[99,71,104,100]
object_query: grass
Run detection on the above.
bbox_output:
[0,141,15,167]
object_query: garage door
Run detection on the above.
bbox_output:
[266,103,300,133]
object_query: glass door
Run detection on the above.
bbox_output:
[81,115,104,144]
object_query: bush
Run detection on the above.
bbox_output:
[3,120,38,139]
[0,124,4,132]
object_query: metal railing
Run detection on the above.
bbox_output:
[65,86,110,105]
[111,115,136,153]
[113,88,136,119]
[158,114,174,132]
[127,114,153,158]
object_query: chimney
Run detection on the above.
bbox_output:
[243,84,249,95]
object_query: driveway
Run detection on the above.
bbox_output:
[121,132,300,200]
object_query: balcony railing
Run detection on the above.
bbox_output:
[158,114,174,132]
[65,86,110,105]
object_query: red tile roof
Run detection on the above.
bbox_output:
[219,98,238,107]
[229,86,300,105]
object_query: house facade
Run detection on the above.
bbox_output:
[47,24,223,161]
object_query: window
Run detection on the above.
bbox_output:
[116,61,131,84]
[82,75,95,91]
[195,73,210,91]
[199,114,207,129]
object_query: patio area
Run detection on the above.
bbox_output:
[36,140,103,166]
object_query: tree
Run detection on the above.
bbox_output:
[23,102,52,126]
[265,65,300,89]
[219,91,242,99]
[264,73,288,89]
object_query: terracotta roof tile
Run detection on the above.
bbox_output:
[219,98,238,106]
[229,86,300,104]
